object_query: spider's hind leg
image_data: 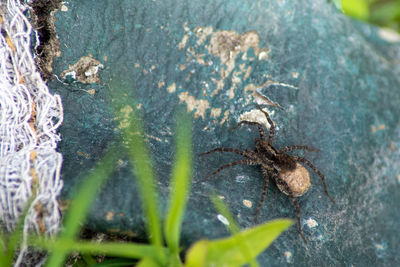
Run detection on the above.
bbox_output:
[274,175,307,244]
[293,156,335,204]
[254,167,271,223]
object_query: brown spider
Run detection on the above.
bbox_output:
[200,105,335,244]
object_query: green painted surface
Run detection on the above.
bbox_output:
[49,0,400,265]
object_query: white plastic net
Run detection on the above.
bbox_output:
[0,0,63,264]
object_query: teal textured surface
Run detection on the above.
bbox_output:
[49,0,400,265]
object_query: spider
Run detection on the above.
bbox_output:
[200,105,335,244]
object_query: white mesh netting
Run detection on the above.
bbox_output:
[0,0,63,263]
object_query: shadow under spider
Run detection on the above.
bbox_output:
[200,105,335,244]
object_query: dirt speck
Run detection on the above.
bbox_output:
[167,83,176,93]
[284,251,292,263]
[105,211,115,221]
[305,218,318,228]
[242,199,252,208]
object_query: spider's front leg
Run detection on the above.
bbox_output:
[199,147,256,159]
[279,145,321,153]
[256,105,275,145]
[200,147,259,179]
[230,120,267,141]
[204,159,257,180]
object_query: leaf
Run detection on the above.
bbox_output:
[136,257,160,267]
[164,113,192,255]
[185,219,294,267]
[185,240,208,267]
[341,0,369,20]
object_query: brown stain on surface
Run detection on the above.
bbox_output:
[60,56,104,84]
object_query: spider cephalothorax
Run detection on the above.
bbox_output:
[201,106,335,243]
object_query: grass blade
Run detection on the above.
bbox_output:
[30,237,165,260]
[45,147,118,267]
[108,78,164,262]
[89,258,137,267]
[210,195,240,233]
[210,195,259,267]
[164,113,192,256]
[0,194,35,267]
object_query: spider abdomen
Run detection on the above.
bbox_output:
[276,163,310,197]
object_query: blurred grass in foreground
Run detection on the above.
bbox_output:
[338,0,400,32]
[1,77,293,266]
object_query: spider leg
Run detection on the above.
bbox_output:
[256,104,275,145]
[289,194,307,244]
[279,145,321,153]
[199,147,256,159]
[274,175,307,244]
[292,156,335,204]
[230,121,267,141]
[254,167,272,223]
[205,159,257,180]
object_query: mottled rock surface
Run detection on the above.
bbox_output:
[49,0,400,265]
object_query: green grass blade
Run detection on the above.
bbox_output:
[164,113,192,256]
[210,195,240,233]
[0,230,5,267]
[210,195,258,267]
[1,194,35,267]
[186,219,294,266]
[30,237,165,260]
[89,258,137,267]
[108,78,164,262]
[45,147,118,267]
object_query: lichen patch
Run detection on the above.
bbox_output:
[194,26,213,46]
[238,108,274,128]
[178,34,190,50]
[60,56,104,83]
[210,107,222,118]
[178,91,210,119]
[174,24,287,124]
